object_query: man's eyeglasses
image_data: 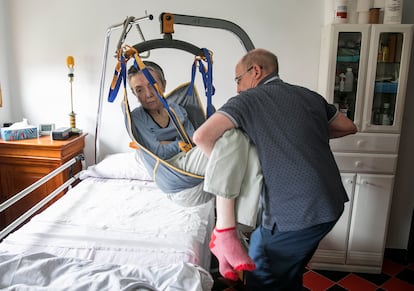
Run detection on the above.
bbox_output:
[234,66,253,85]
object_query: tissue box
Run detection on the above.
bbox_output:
[1,127,38,141]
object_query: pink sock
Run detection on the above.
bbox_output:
[209,227,256,280]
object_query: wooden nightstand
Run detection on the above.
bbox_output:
[0,133,86,230]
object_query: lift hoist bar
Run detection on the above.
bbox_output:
[132,12,255,55]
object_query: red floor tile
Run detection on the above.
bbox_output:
[381,277,414,291]
[338,274,378,291]
[382,259,404,276]
[303,270,335,291]
[382,258,406,276]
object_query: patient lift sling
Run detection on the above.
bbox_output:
[99,12,255,193]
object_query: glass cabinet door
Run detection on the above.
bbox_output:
[334,31,364,122]
[318,24,370,131]
[362,25,413,133]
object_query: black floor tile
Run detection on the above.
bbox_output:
[313,269,349,282]
[355,271,391,285]
[396,268,414,285]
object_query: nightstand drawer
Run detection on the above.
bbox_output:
[333,153,397,174]
[330,133,399,154]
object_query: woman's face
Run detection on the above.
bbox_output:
[129,70,166,112]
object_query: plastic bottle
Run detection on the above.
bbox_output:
[381,45,390,62]
[384,0,402,24]
[339,73,346,92]
[344,68,354,92]
[381,103,392,125]
[340,102,349,117]
[334,0,348,23]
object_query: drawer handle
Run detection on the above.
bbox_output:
[355,161,363,168]
[360,180,374,186]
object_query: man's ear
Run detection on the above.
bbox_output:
[252,64,264,80]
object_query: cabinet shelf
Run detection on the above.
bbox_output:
[337,55,360,62]
[374,82,398,93]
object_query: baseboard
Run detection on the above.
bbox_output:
[384,248,411,264]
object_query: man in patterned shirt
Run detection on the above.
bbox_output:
[194,48,357,290]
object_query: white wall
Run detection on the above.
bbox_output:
[1,0,413,249]
[1,0,324,164]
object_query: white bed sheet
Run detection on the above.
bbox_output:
[0,177,215,290]
[0,251,213,291]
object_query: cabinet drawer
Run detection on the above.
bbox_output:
[334,153,397,173]
[330,133,399,154]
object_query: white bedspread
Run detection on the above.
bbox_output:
[0,252,212,291]
[0,177,215,290]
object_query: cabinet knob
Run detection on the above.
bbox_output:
[345,179,354,184]
[355,161,363,168]
[361,180,369,185]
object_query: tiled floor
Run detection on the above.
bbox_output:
[303,258,414,291]
[211,252,414,291]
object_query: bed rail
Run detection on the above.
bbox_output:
[0,154,85,240]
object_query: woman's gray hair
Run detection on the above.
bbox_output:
[127,61,166,84]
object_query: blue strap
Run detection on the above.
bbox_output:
[202,48,215,118]
[108,54,128,103]
[186,49,215,118]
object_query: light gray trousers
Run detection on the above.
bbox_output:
[167,129,263,228]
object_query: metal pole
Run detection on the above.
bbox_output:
[95,15,153,163]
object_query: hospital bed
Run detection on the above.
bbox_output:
[0,12,254,290]
[0,151,215,290]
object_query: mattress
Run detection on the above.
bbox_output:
[0,153,215,290]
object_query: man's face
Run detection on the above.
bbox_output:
[129,71,165,111]
[235,63,254,93]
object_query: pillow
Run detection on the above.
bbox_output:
[80,152,152,181]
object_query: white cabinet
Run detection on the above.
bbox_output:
[310,23,413,274]
[311,173,394,273]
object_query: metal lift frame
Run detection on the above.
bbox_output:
[95,12,255,163]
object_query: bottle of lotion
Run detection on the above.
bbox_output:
[344,67,354,92]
